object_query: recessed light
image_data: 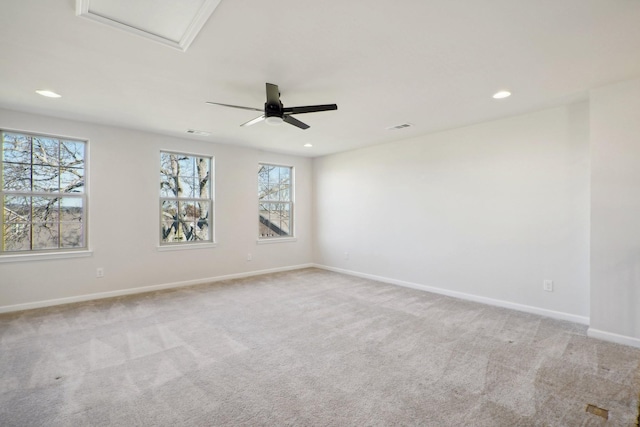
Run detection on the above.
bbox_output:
[492,90,511,99]
[36,90,61,98]
[304,143,313,148]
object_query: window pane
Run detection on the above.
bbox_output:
[162,199,211,242]
[194,221,210,241]
[161,200,179,242]
[161,200,178,220]
[59,140,85,167]
[279,167,290,185]
[32,137,60,166]
[178,156,194,176]
[60,222,83,248]
[194,201,210,240]
[162,221,179,242]
[4,196,30,221]
[199,178,210,199]
[179,175,197,198]
[259,202,291,237]
[60,197,83,222]
[160,173,175,197]
[177,200,210,241]
[3,223,31,251]
[2,133,31,164]
[258,179,269,200]
[32,223,59,250]
[32,165,59,192]
[160,151,172,167]
[261,165,290,201]
[32,196,59,222]
[161,154,180,189]
[60,168,84,193]
[266,187,277,201]
[181,201,196,223]
[2,161,31,191]
[2,194,33,251]
[196,158,210,198]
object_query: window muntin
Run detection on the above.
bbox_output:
[1,131,86,253]
[258,164,293,239]
[160,151,213,244]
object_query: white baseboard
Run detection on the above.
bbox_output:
[587,328,640,349]
[0,263,314,314]
[313,264,590,325]
[5,263,640,349]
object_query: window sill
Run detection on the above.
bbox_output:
[256,237,297,245]
[157,242,217,252]
[0,250,93,263]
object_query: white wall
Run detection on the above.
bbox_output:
[589,77,640,345]
[314,103,590,322]
[5,82,640,348]
[0,109,313,310]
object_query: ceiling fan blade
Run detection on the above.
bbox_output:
[282,115,310,130]
[266,83,280,106]
[206,102,263,112]
[283,104,338,114]
[240,115,266,127]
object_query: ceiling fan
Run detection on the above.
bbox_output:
[207,83,337,130]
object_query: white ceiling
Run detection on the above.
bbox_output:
[76,0,221,50]
[1,0,640,157]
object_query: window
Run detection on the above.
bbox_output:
[160,151,213,245]
[258,164,293,239]
[1,130,86,253]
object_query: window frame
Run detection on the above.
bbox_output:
[159,150,215,248]
[258,163,295,242]
[0,129,89,258]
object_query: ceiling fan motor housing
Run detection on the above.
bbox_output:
[265,101,284,118]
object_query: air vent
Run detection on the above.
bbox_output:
[186,129,211,136]
[386,123,413,131]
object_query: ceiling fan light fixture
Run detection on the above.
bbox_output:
[265,116,284,126]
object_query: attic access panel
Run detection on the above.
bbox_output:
[76,0,221,51]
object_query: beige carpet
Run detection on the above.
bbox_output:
[1,268,639,426]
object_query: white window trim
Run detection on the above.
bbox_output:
[159,150,215,246]
[258,163,295,240]
[0,129,89,256]
[0,249,93,263]
[156,242,217,251]
[256,237,297,245]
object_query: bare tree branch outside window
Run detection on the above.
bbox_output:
[258,164,293,238]
[1,131,86,252]
[160,152,213,244]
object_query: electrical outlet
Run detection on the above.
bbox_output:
[96,268,104,278]
[247,253,252,261]
[543,280,553,292]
